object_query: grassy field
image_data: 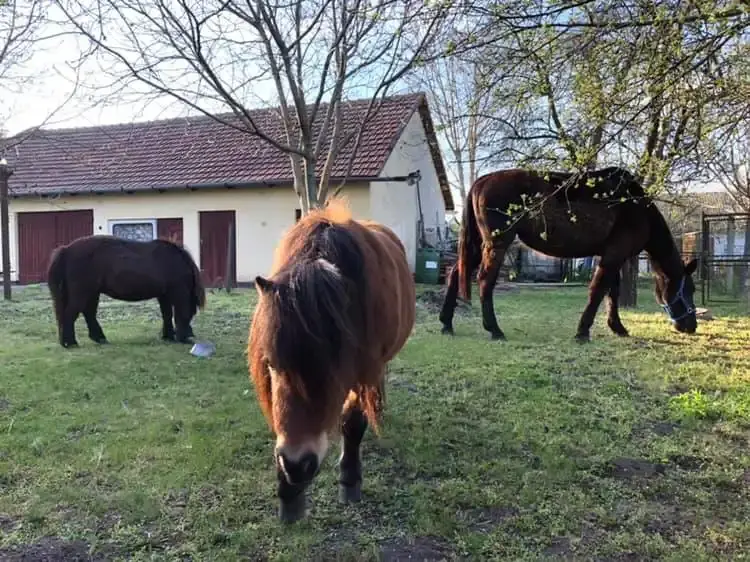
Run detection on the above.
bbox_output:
[1,283,749,561]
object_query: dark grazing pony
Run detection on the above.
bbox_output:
[440,166,698,342]
[248,197,415,523]
[47,235,206,348]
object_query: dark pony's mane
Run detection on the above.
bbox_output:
[543,166,647,204]
[256,219,369,410]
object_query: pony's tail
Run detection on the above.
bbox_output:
[191,260,206,311]
[47,246,68,332]
[457,191,480,301]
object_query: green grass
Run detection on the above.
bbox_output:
[1,283,749,561]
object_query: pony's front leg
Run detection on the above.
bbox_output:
[338,394,368,504]
[83,295,107,344]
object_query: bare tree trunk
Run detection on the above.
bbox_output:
[620,255,639,308]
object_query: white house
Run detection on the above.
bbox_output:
[0,92,454,286]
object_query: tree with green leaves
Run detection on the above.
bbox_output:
[58,0,458,214]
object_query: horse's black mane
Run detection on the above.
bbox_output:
[541,166,648,205]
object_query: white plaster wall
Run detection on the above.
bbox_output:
[374,110,448,271]
[4,184,370,283]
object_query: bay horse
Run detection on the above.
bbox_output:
[248,197,415,523]
[47,235,206,348]
[439,166,698,342]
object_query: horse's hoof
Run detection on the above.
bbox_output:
[339,482,362,504]
[95,338,109,345]
[440,325,454,336]
[278,493,306,524]
[62,341,79,349]
[574,334,590,344]
[490,332,506,341]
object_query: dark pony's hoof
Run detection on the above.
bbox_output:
[440,325,454,336]
[91,336,108,344]
[279,493,307,524]
[61,341,79,349]
[574,333,591,344]
[339,482,362,504]
[490,332,506,341]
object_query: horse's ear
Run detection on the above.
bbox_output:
[255,276,274,294]
[684,258,698,276]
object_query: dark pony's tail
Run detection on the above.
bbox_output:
[457,188,480,301]
[47,246,68,333]
[189,255,206,311]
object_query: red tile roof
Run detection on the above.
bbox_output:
[2,92,453,210]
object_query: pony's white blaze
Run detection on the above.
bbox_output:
[275,432,329,463]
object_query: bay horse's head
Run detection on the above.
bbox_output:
[248,220,367,521]
[655,257,698,334]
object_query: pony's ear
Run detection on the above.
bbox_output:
[684,258,698,276]
[255,276,274,294]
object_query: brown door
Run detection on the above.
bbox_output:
[157,218,184,246]
[17,209,94,284]
[199,210,236,287]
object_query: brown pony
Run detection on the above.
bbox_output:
[248,197,415,523]
[440,166,698,342]
[47,235,206,348]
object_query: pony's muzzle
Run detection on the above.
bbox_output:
[276,450,320,486]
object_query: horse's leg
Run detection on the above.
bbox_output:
[575,265,616,342]
[338,391,369,504]
[61,297,81,348]
[171,290,193,344]
[438,265,459,335]
[605,270,629,337]
[158,296,175,341]
[83,294,107,344]
[478,239,509,340]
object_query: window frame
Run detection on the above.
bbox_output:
[107,218,158,241]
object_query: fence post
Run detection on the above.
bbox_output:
[0,160,13,301]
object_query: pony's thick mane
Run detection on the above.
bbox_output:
[256,199,369,413]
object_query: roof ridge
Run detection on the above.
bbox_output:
[9,91,426,139]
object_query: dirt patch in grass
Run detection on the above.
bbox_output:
[380,536,455,561]
[458,506,519,532]
[0,537,106,562]
[604,457,668,480]
[0,513,19,533]
[415,288,471,315]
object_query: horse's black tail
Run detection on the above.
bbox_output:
[47,246,68,334]
[457,188,480,302]
[190,258,206,312]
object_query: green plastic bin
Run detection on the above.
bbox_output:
[415,248,441,284]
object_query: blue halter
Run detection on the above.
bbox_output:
[661,276,694,322]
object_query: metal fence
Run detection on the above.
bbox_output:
[698,212,750,305]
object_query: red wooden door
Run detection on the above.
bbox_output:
[17,209,94,284]
[157,218,184,246]
[199,210,236,287]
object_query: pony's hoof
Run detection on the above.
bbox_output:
[94,338,109,345]
[62,341,79,349]
[339,483,362,504]
[574,334,590,344]
[490,332,506,341]
[440,325,454,336]
[339,482,362,504]
[278,493,306,524]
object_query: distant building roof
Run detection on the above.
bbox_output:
[2,92,454,210]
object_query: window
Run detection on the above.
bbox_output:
[109,219,157,242]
